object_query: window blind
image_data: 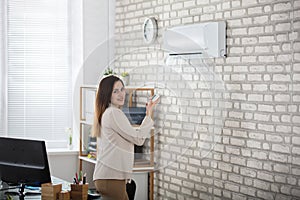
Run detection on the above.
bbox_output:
[7,0,71,147]
[0,0,5,136]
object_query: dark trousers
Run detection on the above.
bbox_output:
[94,179,136,200]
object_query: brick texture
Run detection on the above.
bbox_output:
[114,0,300,199]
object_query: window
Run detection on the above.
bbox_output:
[5,0,72,148]
[0,0,5,136]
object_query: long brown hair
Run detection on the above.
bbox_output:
[92,75,123,137]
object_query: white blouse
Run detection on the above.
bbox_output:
[93,105,153,180]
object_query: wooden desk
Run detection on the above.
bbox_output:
[0,176,101,200]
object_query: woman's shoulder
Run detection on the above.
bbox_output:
[102,106,124,123]
[104,106,122,115]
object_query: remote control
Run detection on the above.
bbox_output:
[151,94,160,102]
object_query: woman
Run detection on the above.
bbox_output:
[92,75,158,200]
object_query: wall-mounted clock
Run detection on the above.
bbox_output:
[142,17,158,45]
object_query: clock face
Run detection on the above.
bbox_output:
[143,17,157,44]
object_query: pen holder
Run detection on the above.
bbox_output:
[41,183,62,200]
[59,191,70,200]
[70,183,88,200]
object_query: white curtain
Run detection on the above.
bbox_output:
[5,0,72,147]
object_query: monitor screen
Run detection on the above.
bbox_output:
[0,137,51,187]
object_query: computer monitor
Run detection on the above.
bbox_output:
[0,137,51,197]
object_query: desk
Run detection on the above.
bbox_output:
[0,177,101,200]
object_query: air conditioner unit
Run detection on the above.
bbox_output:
[163,21,226,58]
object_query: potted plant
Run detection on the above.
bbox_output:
[121,72,129,86]
[65,127,73,149]
[103,67,116,76]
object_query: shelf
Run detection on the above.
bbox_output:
[79,156,96,164]
[79,156,155,172]
[80,120,93,125]
[133,158,154,171]
[80,85,98,89]
[133,166,155,172]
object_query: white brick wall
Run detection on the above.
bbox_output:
[114,0,300,199]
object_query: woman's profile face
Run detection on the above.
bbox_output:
[111,80,126,108]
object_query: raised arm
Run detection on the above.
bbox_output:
[110,108,153,145]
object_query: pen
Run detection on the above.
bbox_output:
[83,173,86,184]
[75,172,78,184]
[83,176,86,184]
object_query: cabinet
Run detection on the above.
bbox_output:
[79,85,155,200]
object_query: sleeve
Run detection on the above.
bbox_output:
[109,108,154,146]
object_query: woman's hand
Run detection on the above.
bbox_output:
[146,97,160,116]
